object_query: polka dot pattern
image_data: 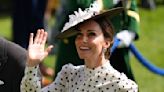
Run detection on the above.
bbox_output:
[21,61,138,92]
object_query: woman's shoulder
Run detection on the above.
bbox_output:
[109,70,138,91]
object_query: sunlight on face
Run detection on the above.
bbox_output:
[75,20,109,60]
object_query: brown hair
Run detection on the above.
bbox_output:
[94,18,114,59]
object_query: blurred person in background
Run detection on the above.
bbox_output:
[12,0,54,86]
[0,37,26,92]
[12,0,47,49]
[140,0,156,10]
[44,0,60,43]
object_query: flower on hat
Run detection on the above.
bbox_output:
[61,1,101,33]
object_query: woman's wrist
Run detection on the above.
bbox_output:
[26,59,39,67]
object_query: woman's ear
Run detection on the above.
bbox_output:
[104,38,111,48]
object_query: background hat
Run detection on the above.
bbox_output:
[56,1,124,39]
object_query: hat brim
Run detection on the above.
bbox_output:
[56,7,124,39]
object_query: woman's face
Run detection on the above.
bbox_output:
[75,20,110,60]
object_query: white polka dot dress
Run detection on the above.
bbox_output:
[21,61,138,92]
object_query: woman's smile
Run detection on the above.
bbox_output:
[78,45,92,56]
[79,46,90,51]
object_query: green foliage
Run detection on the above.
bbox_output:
[131,6,164,92]
[0,16,12,40]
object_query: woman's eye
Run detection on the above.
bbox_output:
[88,32,96,37]
[76,33,82,38]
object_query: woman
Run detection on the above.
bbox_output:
[21,1,138,92]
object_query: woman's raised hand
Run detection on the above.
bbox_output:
[27,29,53,67]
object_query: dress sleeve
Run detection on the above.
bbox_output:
[41,64,72,92]
[21,65,42,92]
[117,73,138,92]
[21,64,72,92]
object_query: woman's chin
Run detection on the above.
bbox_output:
[79,55,89,60]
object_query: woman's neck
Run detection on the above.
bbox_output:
[84,55,107,69]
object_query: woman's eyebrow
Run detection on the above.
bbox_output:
[87,30,95,32]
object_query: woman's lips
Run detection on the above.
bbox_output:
[79,46,90,51]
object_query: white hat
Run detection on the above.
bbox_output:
[56,1,123,39]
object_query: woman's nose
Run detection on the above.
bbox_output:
[82,36,88,43]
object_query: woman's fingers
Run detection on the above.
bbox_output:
[41,31,48,45]
[34,29,41,44]
[44,45,54,56]
[33,29,47,45]
[29,33,34,45]
[27,29,50,67]
[38,29,44,44]
[29,29,48,47]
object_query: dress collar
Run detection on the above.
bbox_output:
[84,60,113,77]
